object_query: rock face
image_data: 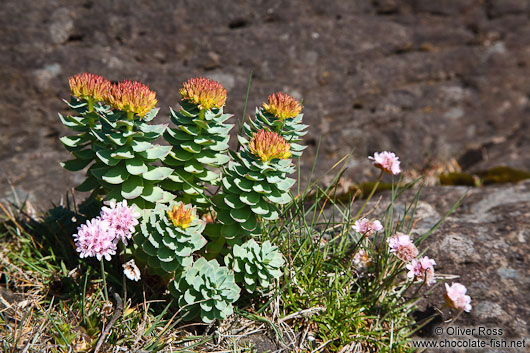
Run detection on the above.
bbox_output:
[1,0,530,206]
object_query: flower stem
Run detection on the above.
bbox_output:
[355,171,384,220]
[87,97,94,112]
[101,259,108,301]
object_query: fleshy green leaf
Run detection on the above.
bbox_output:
[121,175,144,199]
[276,178,296,191]
[252,182,272,194]
[230,207,251,223]
[125,158,148,175]
[61,158,92,171]
[180,141,202,154]
[131,140,152,152]
[96,149,120,166]
[72,149,95,160]
[74,176,99,192]
[142,166,173,181]
[141,145,172,160]
[141,184,164,202]
[111,147,135,159]
[106,133,127,146]
[184,160,204,174]
[102,164,129,184]
[239,192,260,206]
[59,136,84,147]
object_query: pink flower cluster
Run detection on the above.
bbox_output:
[369,151,401,175]
[445,283,472,312]
[73,200,140,261]
[406,256,436,286]
[367,151,471,313]
[353,218,383,237]
[101,200,141,245]
[388,232,418,262]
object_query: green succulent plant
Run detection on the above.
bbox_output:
[59,74,174,209]
[59,97,108,196]
[169,257,240,323]
[225,239,285,293]
[134,202,207,274]
[162,78,233,210]
[247,92,308,156]
[210,129,296,253]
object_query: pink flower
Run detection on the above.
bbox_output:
[388,232,418,262]
[406,256,436,286]
[369,151,401,175]
[73,218,117,261]
[445,283,472,312]
[353,218,383,236]
[353,249,370,269]
[100,200,140,245]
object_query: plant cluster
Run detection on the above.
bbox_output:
[59,73,308,322]
[48,72,475,351]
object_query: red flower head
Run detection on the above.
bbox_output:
[262,92,302,120]
[249,129,291,162]
[179,77,227,110]
[69,73,111,102]
[108,80,158,117]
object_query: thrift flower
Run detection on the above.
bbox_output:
[353,249,370,270]
[179,77,227,110]
[122,259,141,281]
[262,92,302,120]
[167,202,196,229]
[445,283,472,312]
[369,151,401,175]
[353,218,383,236]
[108,80,158,117]
[249,129,291,162]
[100,200,140,245]
[73,218,117,261]
[406,256,436,286]
[69,73,111,102]
[388,232,418,262]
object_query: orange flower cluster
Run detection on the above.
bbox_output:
[262,92,302,120]
[68,73,158,117]
[108,80,158,117]
[69,73,111,102]
[179,77,227,110]
[167,202,196,229]
[249,129,291,162]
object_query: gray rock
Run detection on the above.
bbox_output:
[1,0,530,206]
[496,267,520,280]
[438,234,477,264]
[472,301,507,321]
[49,8,74,45]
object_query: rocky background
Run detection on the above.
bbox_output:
[1,0,530,205]
[0,0,529,350]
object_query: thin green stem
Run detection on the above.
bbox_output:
[87,97,94,112]
[355,171,384,220]
[100,259,108,301]
[238,71,253,140]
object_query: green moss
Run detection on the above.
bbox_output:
[440,166,530,187]
[477,166,530,185]
[439,172,478,186]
